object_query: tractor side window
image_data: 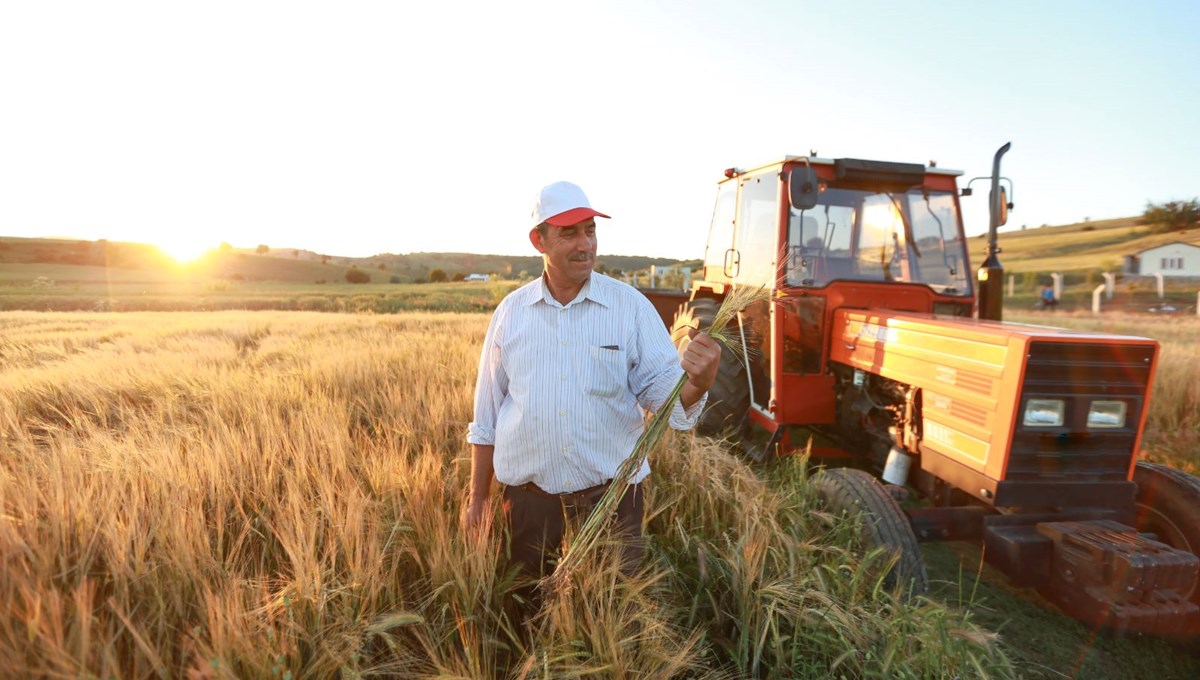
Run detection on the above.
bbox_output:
[788,196,855,286]
[703,183,737,282]
[735,172,779,288]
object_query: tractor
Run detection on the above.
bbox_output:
[644,144,1200,636]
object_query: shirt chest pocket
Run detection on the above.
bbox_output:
[586,345,627,398]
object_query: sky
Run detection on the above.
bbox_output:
[2,0,1198,262]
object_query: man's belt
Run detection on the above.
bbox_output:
[514,479,626,504]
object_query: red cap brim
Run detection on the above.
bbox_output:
[544,207,610,226]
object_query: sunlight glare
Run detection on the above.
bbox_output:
[158,238,212,264]
[859,200,902,246]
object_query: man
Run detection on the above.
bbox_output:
[463,180,722,583]
[1040,283,1058,309]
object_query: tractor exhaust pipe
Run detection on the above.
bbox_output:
[977,142,1011,321]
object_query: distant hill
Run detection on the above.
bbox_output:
[8,215,1196,287]
[0,236,175,271]
[0,236,684,284]
[968,217,1200,274]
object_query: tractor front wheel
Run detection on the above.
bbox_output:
[814,467,929,599]
[1134,462,1200,606]
[670,298,750,436]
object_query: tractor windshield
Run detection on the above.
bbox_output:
[786,187,972,296]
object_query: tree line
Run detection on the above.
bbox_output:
[1144,198,1199,233]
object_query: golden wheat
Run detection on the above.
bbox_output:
[0,309,1073,677]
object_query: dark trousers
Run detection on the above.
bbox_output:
[501,481,645,582]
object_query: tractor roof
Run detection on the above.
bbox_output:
[732,156,964,178]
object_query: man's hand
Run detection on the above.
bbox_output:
[462,496,491,539]
[681,328,721,399]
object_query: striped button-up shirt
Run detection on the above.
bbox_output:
[467,272,705,493]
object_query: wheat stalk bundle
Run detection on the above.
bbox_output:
[549,285,771,588]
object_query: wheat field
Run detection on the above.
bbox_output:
[0,310,1030,679]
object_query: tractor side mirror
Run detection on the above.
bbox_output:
[789,166,819,211]
[997,186,1009,226]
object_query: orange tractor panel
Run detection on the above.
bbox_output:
[828,309,1160,487]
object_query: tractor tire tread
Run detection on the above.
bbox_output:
[815,468,930,598]
[1134,461,1200,557]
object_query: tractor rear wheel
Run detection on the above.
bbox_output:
[814,467,929,599]
[1134,461,1200,606]
[670,298,750,436]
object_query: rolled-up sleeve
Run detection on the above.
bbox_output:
[629,298,707,431]
[669,390,706,430]
[466,303,508,445]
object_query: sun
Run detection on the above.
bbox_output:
[157,238,213,264]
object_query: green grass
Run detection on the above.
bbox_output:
[0,277,523,313]
[0,263,187,283]
[922,541,1200,680]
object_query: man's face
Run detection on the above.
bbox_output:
[532,218,597,286]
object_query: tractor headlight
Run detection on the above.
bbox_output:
[1087,400,1127,429]
[1023,399,1065,427]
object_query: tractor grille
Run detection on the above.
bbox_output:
[1007,342,1154,482]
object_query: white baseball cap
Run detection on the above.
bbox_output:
[531,181,611,228]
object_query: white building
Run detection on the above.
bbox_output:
[464,273,490,282]
[1124,241,1200,277]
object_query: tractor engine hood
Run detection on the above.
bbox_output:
[828,309,1159,507]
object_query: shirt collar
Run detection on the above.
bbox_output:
[528,271,612,309]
